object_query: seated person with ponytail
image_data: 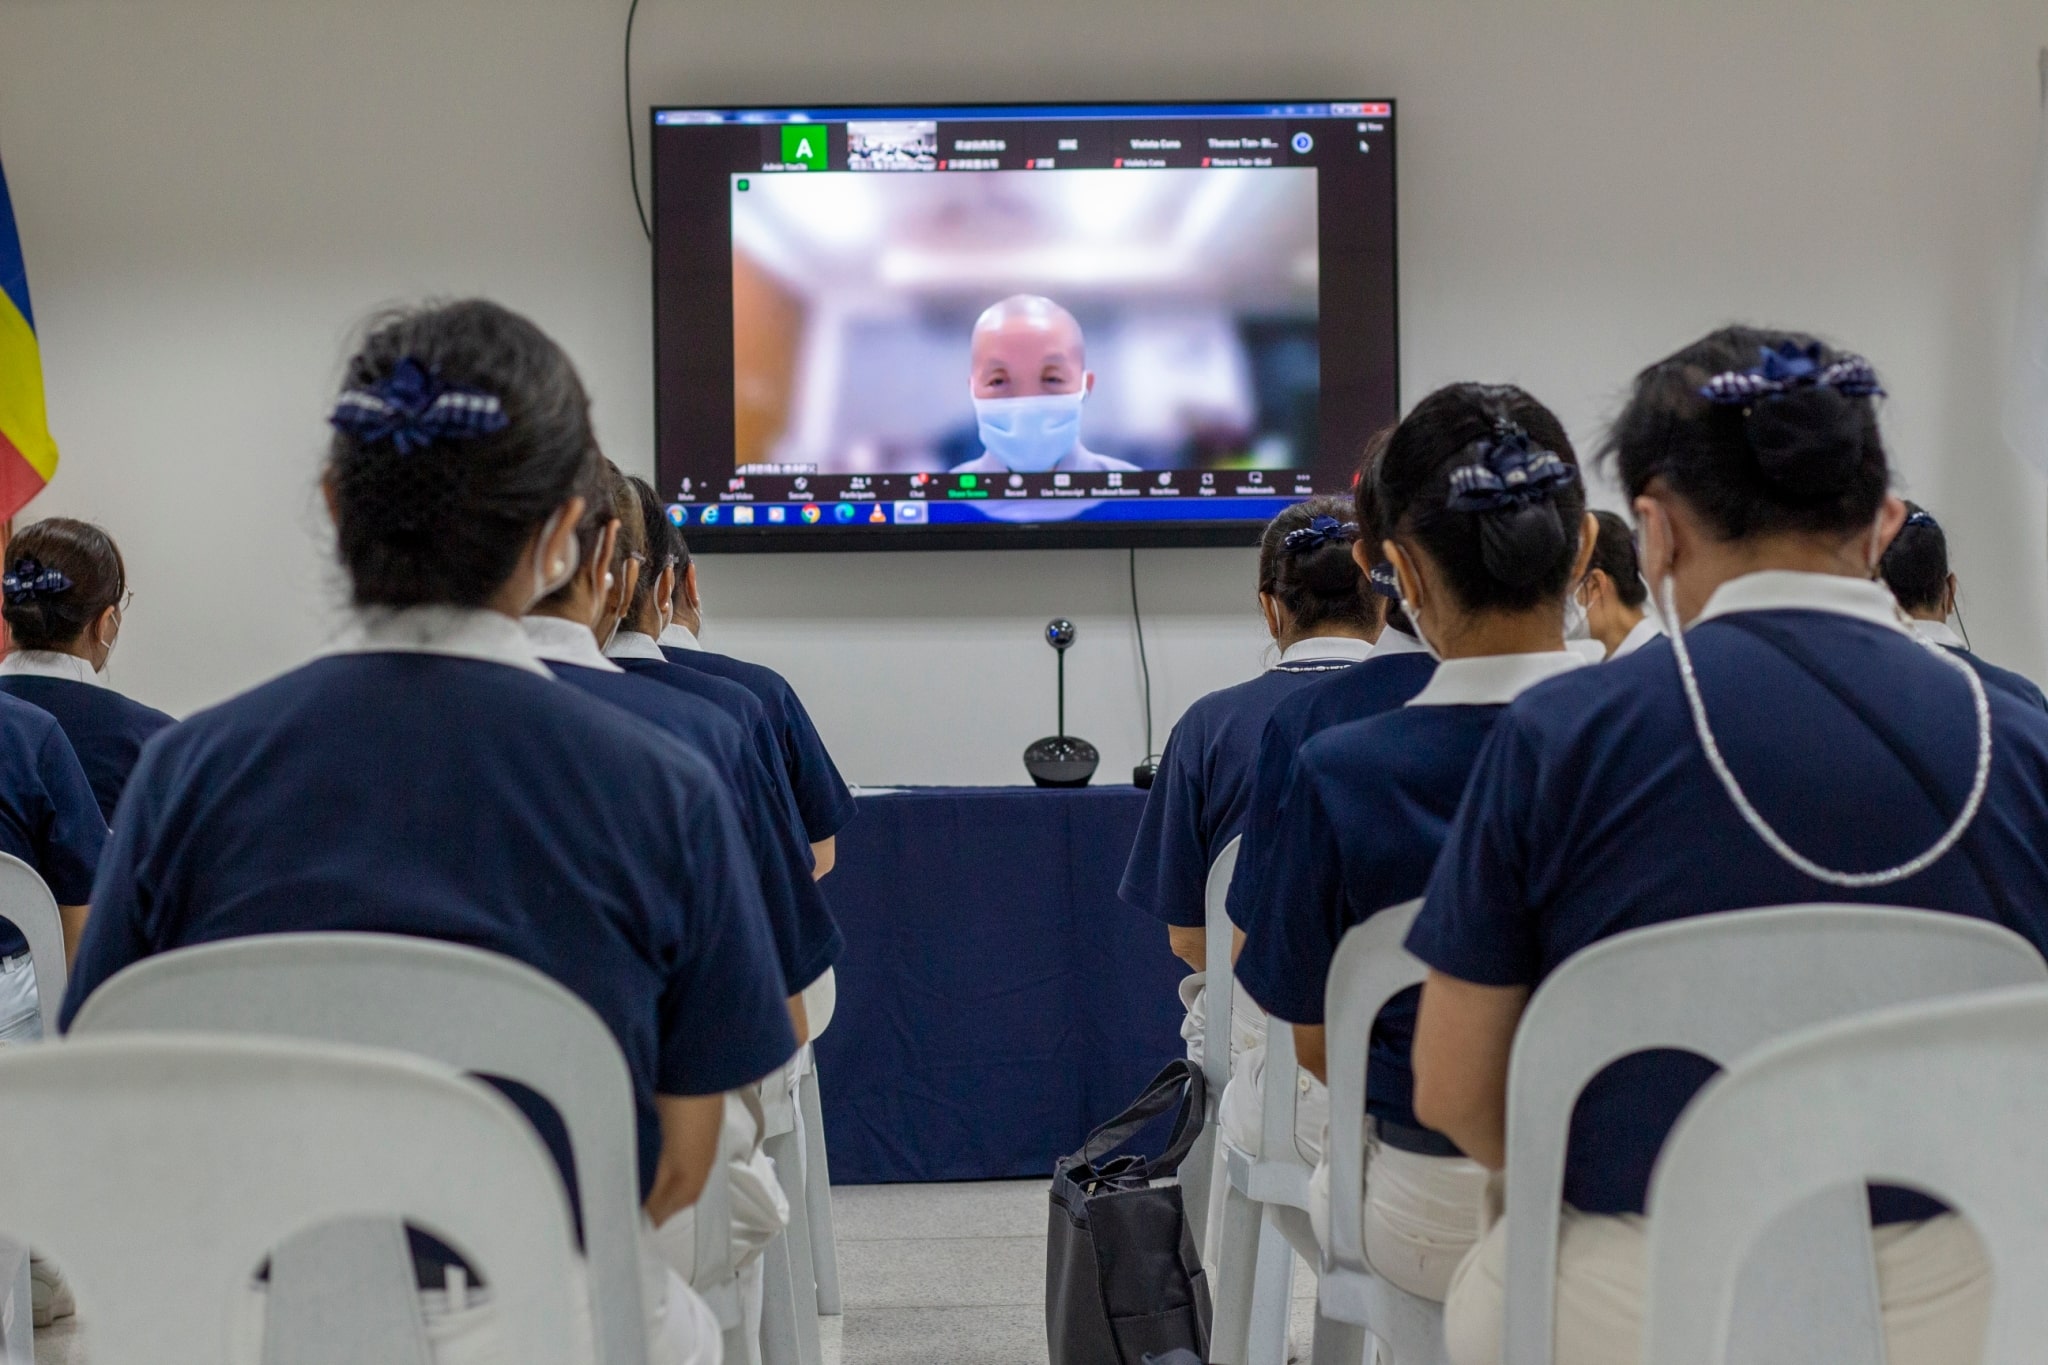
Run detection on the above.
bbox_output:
[661,538,855,876]
[1879,502,2046,710]
[1237,384,1594,1302]
[1406,329,2048,1365]
[522,457,834,1324]
[1118,495,1376,1076]
[1224,436,1436,942]
[1572,509,1661,660]
[0,519,175,820]
[60,300,798,1365]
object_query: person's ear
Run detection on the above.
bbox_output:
[610,559,641,626]
[1384,539,1425,613]
[653,563,678,629]
[320,471,341,527]
[1633,494,1676,584]
[1258,591,1282,642]
[1869,494,1909,571]
[1083,371,1096,398]
[540,498,585,583]
[590,521,620,598]
[95,604,119,649]
[1570,511,1599,586]
[683,561,702,612]
[1350,539,1373,576]
[1945,572,1960,619]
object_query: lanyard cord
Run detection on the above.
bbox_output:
[1662,575,1993,888]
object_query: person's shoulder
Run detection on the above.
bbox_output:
[1302,700,1480,778]
[560,661,751,751]
[696,649,792,702]
[1956,650,2048,713]
[0,687,67,748]
[101,687,177,734]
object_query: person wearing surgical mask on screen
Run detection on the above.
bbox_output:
[952,294,1139,475]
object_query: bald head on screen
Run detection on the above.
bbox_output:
[957,295,1136,474]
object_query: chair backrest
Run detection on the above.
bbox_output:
[0,852,65,1034]
[0,1033,583,1365]
[1320,898,1427,1282]
[1644,985,2048,1365]
[1202,835,1243,1105]
[1502,904,2048,1365]
[69,933,648,1365]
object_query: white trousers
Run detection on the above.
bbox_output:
[0,955,41,1045]
[650,1090,792,1344]
[1442,1201,1990,1365]
[1307,1130,1490,1302]
[1178,972,1267,1073]
[233,1238,721,1365]
[1218,1040,1329,1168]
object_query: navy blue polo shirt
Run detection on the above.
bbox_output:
[1119,641,1368,927]
[1226,640,1437,932]
[1238,652,1584,1136]
[61,648,799,1201]
[1408,574,2048,1220]
[0,673,176,821]
[544,658,842,993]
[661,641,857,842]
[0,690,106,956]
[1948,648,2048,713]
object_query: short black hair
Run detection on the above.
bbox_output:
[1373,383,1586,613]
[1257,495,1372,633]
[1603,325,1889,542]
[2,519,125,650]
[1880,502,1948,613]
[327,300,601,609]
[1583,509,1647,608]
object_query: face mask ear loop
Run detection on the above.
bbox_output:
[1660,571,1993,887]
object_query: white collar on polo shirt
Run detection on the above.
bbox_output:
[1405,650,1585,708]
[521,615,623,672]
[1691,570,1911,635]
[1611,616,1664,659]
[0,650,102,687]
[659,623,703,652]
[1277,636,1373,666]
[1911,617,1967,650]
[323,606,552,678]
[1370,627,1427,658]
[604,630,668,663]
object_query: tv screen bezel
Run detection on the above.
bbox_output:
[649,97,1398,554]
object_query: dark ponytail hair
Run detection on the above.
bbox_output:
[2,519,125,651]
[326,299,602,609]
[1602,325,1888,541]
[1258,495,1372,634]
[1879,502,1949,613]
[1373,383,1586,613]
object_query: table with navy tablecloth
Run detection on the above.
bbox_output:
[811,784,1188,1184]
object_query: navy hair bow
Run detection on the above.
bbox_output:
[1367,561,1402,600]
[1282,514,1359,555]
[1903,509,1940,532]
[1698,341,1886,407]
[1445,430,1579,515]
[2,558,71,604]
[329,357,510,455]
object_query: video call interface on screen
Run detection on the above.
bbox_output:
[650,101,1398,545]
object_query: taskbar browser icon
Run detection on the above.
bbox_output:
[800,504,823,525]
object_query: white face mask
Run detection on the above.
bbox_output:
[972,390,1086,473]
[530,509,580,607]
[1398,593,1444,663]
[1564,586,1592,642]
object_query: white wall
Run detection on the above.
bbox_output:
[1,0,2044,787]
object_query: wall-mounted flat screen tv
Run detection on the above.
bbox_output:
[651,99,1396,550]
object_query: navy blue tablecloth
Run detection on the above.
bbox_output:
[812,785,1188,1184]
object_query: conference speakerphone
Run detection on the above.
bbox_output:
[650,101,1398,551]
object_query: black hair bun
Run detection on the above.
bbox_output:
[1477,502,1568,588]
[1744,386,1867,501]
[1293,541,1362,594]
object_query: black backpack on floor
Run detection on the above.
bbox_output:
[1046,1061,1212,1365]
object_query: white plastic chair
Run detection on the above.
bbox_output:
[1501,905,2048,1365]
[1180,834,1243,1257]
[67,932,686,1365]
[1210,837,1319,1365]
[0,1033,584,1365]
[1644,984,2048,1365]
[1315,898,1444,1365]
[0,852,66,1037]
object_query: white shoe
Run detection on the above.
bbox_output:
[30,1255,74,1328]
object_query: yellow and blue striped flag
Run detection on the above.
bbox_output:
[0,157,57,521]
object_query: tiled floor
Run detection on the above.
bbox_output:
[823,1178,1318,1365]
[31,1179,1318,1364]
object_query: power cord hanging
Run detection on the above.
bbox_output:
[1130,548,1161,785]
[624,0,653,242]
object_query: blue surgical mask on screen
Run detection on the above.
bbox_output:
[972,391,1085,473]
